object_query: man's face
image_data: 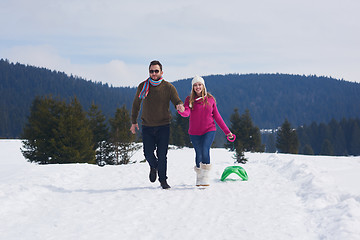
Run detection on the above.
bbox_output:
[149,64,163,80]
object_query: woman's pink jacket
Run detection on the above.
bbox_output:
[178,96,230,136]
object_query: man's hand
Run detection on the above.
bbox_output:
[176,104,185,113]
[130,123,139,134]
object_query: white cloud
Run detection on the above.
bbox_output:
[3,45,71,71]
[2,45,148,87]
[75,60,148,87]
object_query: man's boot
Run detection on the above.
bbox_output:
[160,180,171,189]
[149,167,157,183]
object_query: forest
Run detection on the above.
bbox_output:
[21,95,360,167]
[1,58,360,156]
[0,59,136,138]
[262,117,360,156]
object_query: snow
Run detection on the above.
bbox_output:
[1,139,360,240]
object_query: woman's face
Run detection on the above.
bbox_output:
[193,82,203,96]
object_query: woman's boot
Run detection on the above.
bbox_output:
[199,163,212,186]
[194,166,202,186]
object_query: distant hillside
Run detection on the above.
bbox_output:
[1,59,360,138]
[0,59,136,138]
[173,74,360,129]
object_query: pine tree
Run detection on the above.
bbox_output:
[302,144,314,155]
[239,109,253,151]
[232,140,247,164]
[320,139,334,156]
[276,119,299,154]
[227,109,264,163]
[308,122,319,154]
[265,133,277,153]
[350,121,360,155]
[87,103,111,165]
[21,96,95,164]
[297,125,311,154]
[22,96,65,164]
[331,120,347,155]
[226,108,241,150]
[226,109,244,161]
[318,123,331,153]
[170,113,190,148]
[227,109,264,152]
[109,105,139,165]
[55,97,95,164]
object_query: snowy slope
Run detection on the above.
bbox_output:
[1,140,360,240]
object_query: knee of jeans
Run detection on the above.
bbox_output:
[202,152,210,160]
[144,150,156,159]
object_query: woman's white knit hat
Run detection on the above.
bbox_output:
[192,75,207,94]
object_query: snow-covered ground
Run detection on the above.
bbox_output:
[1,139,360,240]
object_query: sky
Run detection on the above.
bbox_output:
[1,0,360,87]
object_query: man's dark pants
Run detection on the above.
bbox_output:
[142,124,170,182]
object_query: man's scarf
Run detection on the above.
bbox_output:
[138,77,163,99]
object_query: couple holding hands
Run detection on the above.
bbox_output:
[130,60,234,189]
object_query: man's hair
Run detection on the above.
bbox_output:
[149,60,162,71]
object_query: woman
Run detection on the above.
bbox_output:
[178,76,234,186]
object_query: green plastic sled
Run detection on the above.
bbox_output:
[220,166,248,181]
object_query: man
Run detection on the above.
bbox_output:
[130,60,184,189]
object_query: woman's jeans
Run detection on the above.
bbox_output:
[190,131,216,168]
[142,124,170,182]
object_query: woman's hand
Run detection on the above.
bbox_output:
[176,104,185,113]
[226,133,236,142]
[227,132,234,139]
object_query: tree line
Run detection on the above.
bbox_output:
[2,58,360,139]
[21,95,360,166]
[21,95,266,165]
[297,118,360,156]
[263,118,360,156]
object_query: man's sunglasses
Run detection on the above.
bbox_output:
[149,70,160,74]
